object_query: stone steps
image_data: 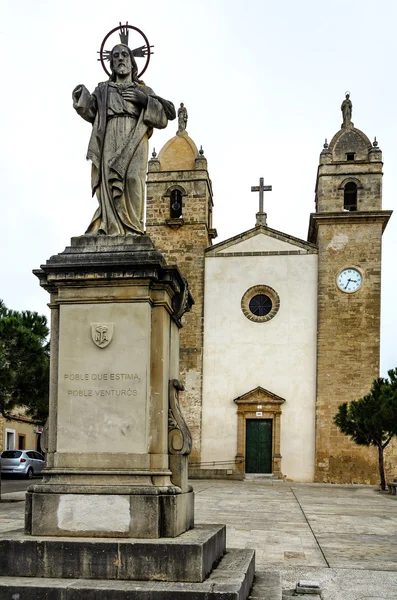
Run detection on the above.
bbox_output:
[0,548,255,599]
[0,524,226,583]
[244,475,284,483]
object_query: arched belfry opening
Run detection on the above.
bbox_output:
[344,182,357,211]
[170,189,183,219]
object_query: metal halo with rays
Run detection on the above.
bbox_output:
[98,22,153,78]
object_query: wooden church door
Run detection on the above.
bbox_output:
[245,419,272,473]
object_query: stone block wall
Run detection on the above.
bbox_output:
[314,219,385,483]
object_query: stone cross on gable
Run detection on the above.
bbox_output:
[251,177,272,226]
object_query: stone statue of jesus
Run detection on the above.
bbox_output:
[73,44,176,235]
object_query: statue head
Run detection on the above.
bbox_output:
[109,44,139,82]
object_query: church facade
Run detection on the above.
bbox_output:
[146,101,395,484]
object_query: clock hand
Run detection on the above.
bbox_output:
[344,278,352,290]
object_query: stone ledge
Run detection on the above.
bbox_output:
[0,548,254,599]
[68,234,153,251]
[0,524,225,583]
[44,234,166,266]
[308,209,392,243]
[28,482,188,494]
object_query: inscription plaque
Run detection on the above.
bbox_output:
[57,303,150,454]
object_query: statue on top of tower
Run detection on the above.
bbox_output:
[177,103,188,134]
[341,92,353,128]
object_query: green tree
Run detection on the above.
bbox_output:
[0,300,49,422]
[334,370,397,490]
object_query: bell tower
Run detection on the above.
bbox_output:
[146,110,216,468]
[308,95,392,483]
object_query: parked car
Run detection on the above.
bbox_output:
[0,450,45,478]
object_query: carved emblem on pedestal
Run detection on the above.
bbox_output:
[91,324,114,348]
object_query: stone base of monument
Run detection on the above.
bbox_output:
[25,485,194,538]
[0,525,256,599]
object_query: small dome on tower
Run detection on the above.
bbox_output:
[330,126,372,161]
[157,131,199,171]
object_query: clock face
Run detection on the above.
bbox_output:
[336,268,363,293]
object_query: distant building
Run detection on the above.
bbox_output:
[146,101,395,484]
[0,410,43,453]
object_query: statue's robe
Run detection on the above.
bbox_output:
[73,81,175,234]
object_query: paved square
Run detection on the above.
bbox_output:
[1,479,397,598]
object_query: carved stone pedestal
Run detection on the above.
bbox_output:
[26,235,194,538]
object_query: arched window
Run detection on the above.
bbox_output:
[344,182,357,211]
[170,190,183,219]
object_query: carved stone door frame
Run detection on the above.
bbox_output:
[234,386,285,478]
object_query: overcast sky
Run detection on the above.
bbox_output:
[1,0,396,375]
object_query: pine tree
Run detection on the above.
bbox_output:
[334,370,397,490]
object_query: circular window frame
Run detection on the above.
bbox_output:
[241,285,280,323]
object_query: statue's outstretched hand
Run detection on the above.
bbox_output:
[72,84,96,123]
[72,85,84,102]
